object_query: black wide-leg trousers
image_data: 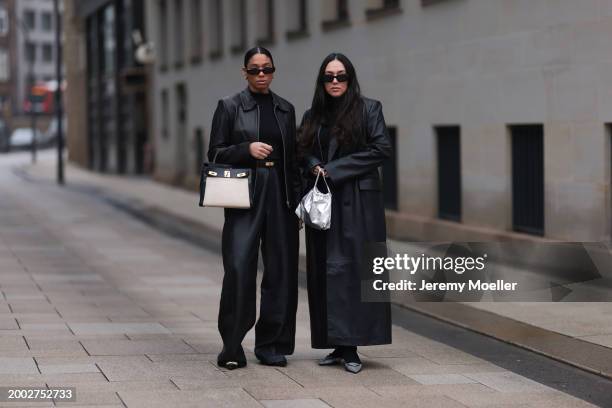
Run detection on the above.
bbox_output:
[218,166,298,361]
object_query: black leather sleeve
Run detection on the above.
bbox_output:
[207,99,252,165]
[324,100,391,185]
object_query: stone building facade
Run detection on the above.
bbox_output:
[141,0,612,242]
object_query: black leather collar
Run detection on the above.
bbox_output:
[239,87,290,112]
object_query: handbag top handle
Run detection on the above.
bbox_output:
[313,169,331,194]
[212,150,220,164]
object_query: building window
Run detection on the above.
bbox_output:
[161,89,169,140]
[42,43,53,62]
[0,8,9,36]
[175,83,188,178]
[174,0,184,67]
[209,0,223,59]
[103,5,115,75]
[436,126,461,221]
[42,12,52,31]
[510,125,544,236]
[322,0,349,31]
[0,48,9,81]
[286,0,308,40]
[25,42,36,63]
[24,10,35,30]
[190,0,203,63]
[230,0,246,54]
[158,0,168,70]
[382,127,398,210]
[255,0,274,45]
[366,0,402,20]
[609,125,612,241]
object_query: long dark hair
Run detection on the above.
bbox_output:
[243,46,274,67]
[298,53,363,157]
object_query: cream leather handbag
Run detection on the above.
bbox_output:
[199,158,252,209]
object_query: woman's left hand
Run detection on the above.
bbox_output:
[312,165,328,177]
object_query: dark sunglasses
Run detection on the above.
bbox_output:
[246,66,276,75]
[322,73,349,83]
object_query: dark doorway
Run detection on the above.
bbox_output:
[195,127,204,175]
[510,124,544,236]
[436,126,461,221]
[175,83,188,182]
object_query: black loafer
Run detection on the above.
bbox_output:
[255,349,287,367]
[217,347,247,370]
[217,359,247,370]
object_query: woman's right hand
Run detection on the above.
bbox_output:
[249,142,273,159]
[312,165,327,176]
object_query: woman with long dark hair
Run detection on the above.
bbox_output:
[208,47,301,370]
[298,53,392,374]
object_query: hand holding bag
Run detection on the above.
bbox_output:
[198,153,252,209]
[295,170,332,230]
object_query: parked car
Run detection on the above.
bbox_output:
[9,128,44,150]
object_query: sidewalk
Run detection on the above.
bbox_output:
[0,150,605,407]
[21,153,612,373]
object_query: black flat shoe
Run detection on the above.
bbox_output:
[255,349,287,367]
[217,359,247,370]
[217,346,247,370]
[318,348,343,366]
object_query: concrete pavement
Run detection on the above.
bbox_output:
[0,150,605,407]
[19,152,612,374]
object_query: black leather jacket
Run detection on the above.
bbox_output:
[207,88,302,209]
[300,97,391,188]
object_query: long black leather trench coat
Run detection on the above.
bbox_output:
[300,97,392,348]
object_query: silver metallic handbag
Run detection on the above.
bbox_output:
[198,153,252,209]
[295,170,332,230]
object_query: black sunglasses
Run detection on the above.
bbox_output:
[322,73,349,83]
[246,66,276,75]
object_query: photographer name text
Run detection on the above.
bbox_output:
[372,279,518,292]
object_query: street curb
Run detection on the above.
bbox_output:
[14,164,612,382]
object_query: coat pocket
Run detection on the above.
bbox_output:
[358,176,381,191]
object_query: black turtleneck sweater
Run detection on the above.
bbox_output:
[249,89,282,161]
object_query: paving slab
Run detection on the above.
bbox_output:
[38,363,100,374]
[67,323,171,335]
[80,338,196,356]
[261,399,331,408]
[0,357,39,374]
[96,358,226,382]
[117,389,261,408]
